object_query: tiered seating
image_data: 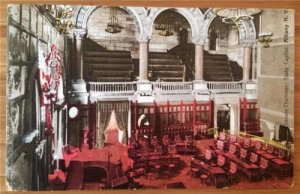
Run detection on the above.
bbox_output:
[148,52,185,82]
[83,40,134,82]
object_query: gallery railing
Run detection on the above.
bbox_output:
[89,81,246,96]
[206,81,243,93]
[89,82,136,96]
[152,81,193,94]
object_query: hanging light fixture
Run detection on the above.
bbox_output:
[214,8,261,28]
[39,5,74,34]
[54,5,74,34]
[105,7,122,34]
[159,23,173,36]
[155,14,173,37]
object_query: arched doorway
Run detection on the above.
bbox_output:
[83,7,141,82]
[149,10,193,82]
[217,104,230,131]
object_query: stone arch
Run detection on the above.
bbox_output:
[203,9,256,42]
[147,8,203,38]
[76,6,148,34]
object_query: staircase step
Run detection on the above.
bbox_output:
[92,70,132,76]
[84,51,131,58]
[149,58,181,64]
[150,65,184,71]
[149,52,177,59]
[86,63,133,70]
[151,71,184,77]
[93,76,132,82]
[84,57,132,64]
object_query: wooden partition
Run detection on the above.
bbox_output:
[240,98,261,135]
[131,100,213,139]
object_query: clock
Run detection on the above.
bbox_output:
[69,107,79,119]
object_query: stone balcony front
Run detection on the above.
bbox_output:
[87,81,257,103]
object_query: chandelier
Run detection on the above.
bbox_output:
[39,5,74,34]
[105,7,122,34]
[156,24,173,36]
[214,8,261,28]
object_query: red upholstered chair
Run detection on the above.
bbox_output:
[267,145,274,154]
[216,140,224,151]
[240,148,248,160]
[217,154,226,167]
[250,152,258,164]
[229,144,237,155]
[278,149,286,159]
[227,162,238,185]
[243,138,251,148]
[230,135,237,143]
[205,149,213,161]
[151,136,159,147]
[162,135,170,146]
[168,145,177,154]
[219,132,226,141]
[174,135,182,144]
[255,141,263,150]
[154,146,163,155]
[185,135,193,146]
[259,157,269,178]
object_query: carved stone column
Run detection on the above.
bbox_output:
[73,29,86,80]
[68,29,89,105]
[241,40,255,81]
[137,35,150,81]
[192,37,205,80]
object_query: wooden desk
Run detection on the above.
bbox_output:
[192,159,227,188]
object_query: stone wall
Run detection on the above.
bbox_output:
[7,5,65,190]
[87,7,139,56]
[257,9,294,139]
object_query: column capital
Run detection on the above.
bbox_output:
[70,28,87,39]
[192,36,206,45]
[240,39,255,47]
[137,34,151,43]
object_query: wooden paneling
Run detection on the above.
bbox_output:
[0,0,300,193]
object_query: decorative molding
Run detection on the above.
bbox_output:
[70,28,86,39]
[192,36,206,45]
[240,39,256,47]
[137,34,151,43]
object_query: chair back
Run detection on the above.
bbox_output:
[217,140,224,150]
[219,132,226,141]
[267,145,274,154]
[217,154,226,167]
[240,148,248,159]
[250,152,258,163]
[229,162,237,174]
[229,144,237,154]
[243,138,251,147]
[260,157,268,169]
[255,141,263,150]
[205,149,212,161]
[230,135,237,143]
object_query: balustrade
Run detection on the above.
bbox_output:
[89,81,248,96]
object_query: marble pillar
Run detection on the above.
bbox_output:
[192,37,205,80]
[138,35,150,81]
